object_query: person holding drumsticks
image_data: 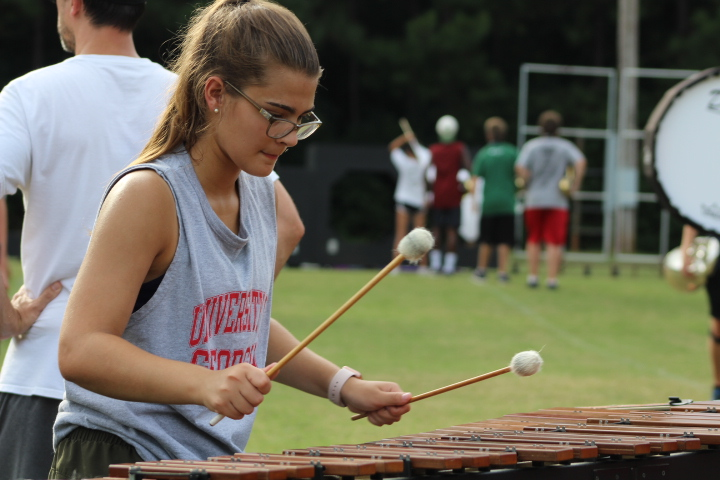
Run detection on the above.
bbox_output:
[388,121,432,273]
[515,110,586,290]
[50,1,411,478]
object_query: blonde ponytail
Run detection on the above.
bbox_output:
[133,0,321,166]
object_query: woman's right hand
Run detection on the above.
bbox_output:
[202,363,273,420]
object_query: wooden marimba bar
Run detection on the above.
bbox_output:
[106,400,720,480]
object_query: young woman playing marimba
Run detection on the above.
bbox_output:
[49,1,411,478]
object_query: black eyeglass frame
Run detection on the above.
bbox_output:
[224,81,321,140]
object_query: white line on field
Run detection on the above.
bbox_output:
[488,284,706,390]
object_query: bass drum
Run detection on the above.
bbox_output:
[644,66,720,235]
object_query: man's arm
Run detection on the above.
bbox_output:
[0,198,8,290]
[515,164,530,183]
[681,224,699,280]
[470,149,485,197]
[461,144,472,171]
[388,134,408,152]
[274,180,304,279]
[571,157,587,196]
[0,196,63,339]
[1,283,63,340]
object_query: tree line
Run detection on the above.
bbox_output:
[2,0,719,239]
[4,1,719,143]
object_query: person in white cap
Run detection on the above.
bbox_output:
[427,115,471,275]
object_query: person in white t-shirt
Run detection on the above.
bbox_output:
[0,199,8,289]
[0,2,175,479]
[388,131,431,271]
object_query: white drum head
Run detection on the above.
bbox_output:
[644,67,720,235]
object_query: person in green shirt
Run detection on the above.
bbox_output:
[470,117,518,283]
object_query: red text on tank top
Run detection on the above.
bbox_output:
[188,290,268,369]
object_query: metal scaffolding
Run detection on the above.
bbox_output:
[515,63,699,265]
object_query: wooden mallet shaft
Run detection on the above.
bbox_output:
[210,255,407,426]
[267,255,405,376]
[350,366,512,421]
[350,350,542,422]
[399,117,414,137]
[210,228,434,426]
[268,227,432,375]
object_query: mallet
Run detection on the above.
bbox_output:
[399,117,414,137]
[210,227,435,426]
[350,350,543,421]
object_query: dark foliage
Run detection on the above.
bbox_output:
[2,0,719,247]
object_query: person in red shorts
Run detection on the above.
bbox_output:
[427,115,471,275]
[515,110,586,289]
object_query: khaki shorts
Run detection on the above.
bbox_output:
[49,427,143,479]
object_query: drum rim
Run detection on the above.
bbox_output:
[643,66,720,235]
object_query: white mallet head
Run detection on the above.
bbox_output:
[510,350,543,377]
[397,228,435,264]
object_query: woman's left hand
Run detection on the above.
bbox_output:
[341,378,412,426]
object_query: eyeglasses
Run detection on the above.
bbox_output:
[224,81,321,140]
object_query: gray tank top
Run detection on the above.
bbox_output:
[54,149,277,461]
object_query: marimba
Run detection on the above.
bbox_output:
[106,399,720,480]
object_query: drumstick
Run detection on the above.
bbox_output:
[399,117,414,137]
[350,350,543,421]
[210,227,435,426]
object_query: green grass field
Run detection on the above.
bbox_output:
[247,262,710,453]
[0,258,711,455]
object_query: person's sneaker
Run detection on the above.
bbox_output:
[498,272,510,284]
[471,269,486,284]
[526,275,539,288]
[546,278,559,290]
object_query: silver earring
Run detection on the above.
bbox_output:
[214,108,219,113]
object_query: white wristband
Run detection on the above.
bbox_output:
[328,366,362,407]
